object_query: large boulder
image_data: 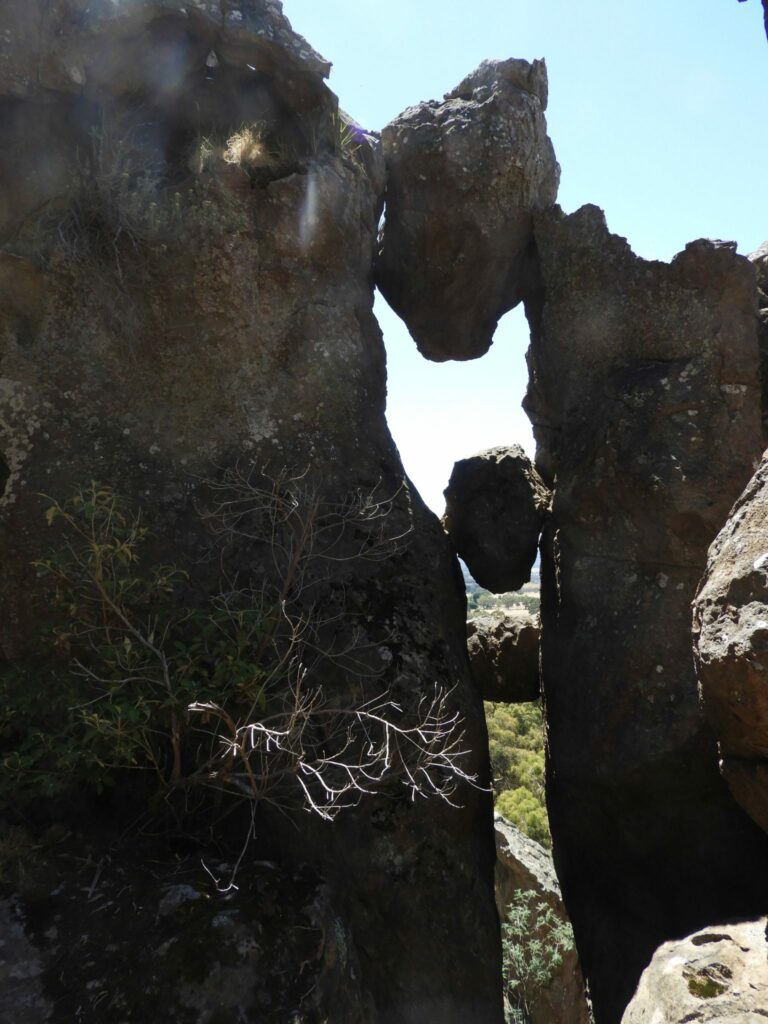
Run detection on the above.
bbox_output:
[444,445,550,593]
[376,59,559,361]
[0,3,502,1021]
[694,452,768,836]
[495,815,591,1024]
[524,204,768,1023]
[467,610,540,702]
[621,917,768,1023]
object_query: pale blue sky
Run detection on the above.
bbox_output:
[284,0,768,511]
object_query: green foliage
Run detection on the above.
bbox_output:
[467,589,540,616]
[1,477,474,830]
[485,701,550,847]
[502,890,574,1024]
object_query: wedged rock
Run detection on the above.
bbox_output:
[524,203,768,1023]
[0,3,502,1022]
[444,445,550,592]
[377,59,559,361]
[694,452,768,836]
[621,918,768,1023]
[495,815,591,1024]
[467,610,540,702]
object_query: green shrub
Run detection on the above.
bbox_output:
[1,477,477,832]
[485,701,550,847]
[502,890,574,1024]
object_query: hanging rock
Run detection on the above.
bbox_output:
[443,445,550,593]
[377,59,559,361]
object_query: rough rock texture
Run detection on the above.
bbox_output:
[376,60,559,361]
[694,453,768,836]
[495,815,591,1024]
[751,241,768,431]
[621,917,768,1023]
[467,611,540,702]
[525,204,768,1024]
[0,3,502,1022]
[444,445,550,592]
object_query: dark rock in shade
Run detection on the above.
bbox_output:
[750,242,768,432]
[494,815,591,1024]
[621,917,768,1023]
[0,3,502,1021]
[693,453,768,837]
[443,445,550,593]
[524,204,768,1024]
[376,59,559,362]
[467,610,540,702]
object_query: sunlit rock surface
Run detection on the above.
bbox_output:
[0,2,502,1021]
[621,918,768,1023]
[694,452,768,837]
[526,204,768,1024]
[377,59,559,361]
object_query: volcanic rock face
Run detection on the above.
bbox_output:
[494,815,590,1024]
[0,3,501,1021]
[621,917,768,1023]
[525,204,768,1023]
[467,610,540,702]
[444,445,550,592]
[377,59,559,361]
[694,453,768,836]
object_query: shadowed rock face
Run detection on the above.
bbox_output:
[694,453,768,836]
[444,445,550,592]
[0,3,502,1021]
[377,59,559,361]
[621,917,768,1023]
[467,611,540,703]
[525,204,768,1024]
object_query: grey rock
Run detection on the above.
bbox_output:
[621,918,768,1023]
[694,452,768,836]
[525,204,768,1023]
[0,2,502,1021]
[494,815,591,1024]
[376,59,559,361]
[467,610,540,702]
[444,445,550,593]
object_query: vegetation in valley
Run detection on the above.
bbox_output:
[485,700,549,847]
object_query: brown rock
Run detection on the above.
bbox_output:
[376,59,559,361]
[444,445,550,593]
[525,204,768,1023]
[495,815,591,1024]
[467,610,540,702]
[694,452,768,835]
[621,918,768,1023]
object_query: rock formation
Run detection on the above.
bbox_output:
[444,445,550,592]
[694,452,768,836]
[377,60,559,361]
[621,917,768,1023]
[0,3,502,1021]
[467,610,540,702]
[495,814,590,1024]
[524,204,768,1022]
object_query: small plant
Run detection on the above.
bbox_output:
[501,890,574,1024]
[1,473,479,829]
